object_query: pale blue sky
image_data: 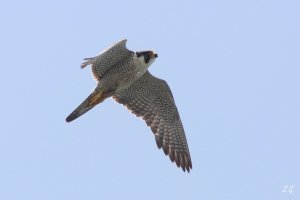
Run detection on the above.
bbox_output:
[0,1,299,200]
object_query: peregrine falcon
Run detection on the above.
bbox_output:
[66,39,192,172]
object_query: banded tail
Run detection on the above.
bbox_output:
[66,89,107,122]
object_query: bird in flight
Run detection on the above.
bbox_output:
[66,39,192,172]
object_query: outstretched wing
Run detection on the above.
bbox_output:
[113,71,192,172]
[81,39,134,81]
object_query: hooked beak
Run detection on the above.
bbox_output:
[151,51,158,58]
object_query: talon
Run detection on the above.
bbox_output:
[88,91,104,106]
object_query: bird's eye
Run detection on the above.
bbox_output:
[144,52,150,63]
[136,51,152,63]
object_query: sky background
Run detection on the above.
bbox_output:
[0,0,299,200]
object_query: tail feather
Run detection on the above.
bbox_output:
[66,89,105,122]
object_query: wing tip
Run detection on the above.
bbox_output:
[80,57,94,68]
[179,159,193,173]
[168,150,192,173]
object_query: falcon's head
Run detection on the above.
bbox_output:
[136,51,158,65]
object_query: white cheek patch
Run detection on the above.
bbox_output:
[133,54,155,77]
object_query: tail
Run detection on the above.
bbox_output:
[66,88,107,122]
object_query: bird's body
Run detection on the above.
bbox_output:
[66,39,192,172]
